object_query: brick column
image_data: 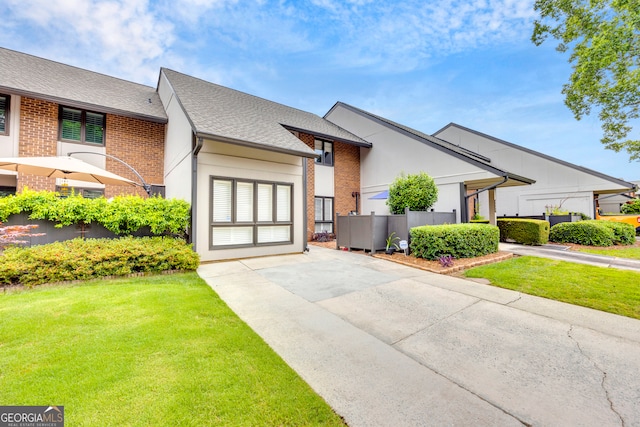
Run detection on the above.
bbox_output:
[18,97,58,191]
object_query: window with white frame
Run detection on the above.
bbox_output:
[59,106,105,145]
[210,177,293,248]
[314,196,333,233]
[0,94,10,135]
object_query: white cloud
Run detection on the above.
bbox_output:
[2,0,174,84]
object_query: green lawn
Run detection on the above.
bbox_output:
[465,256,640,320]
[0,273,345,426]
[578,246,640,260]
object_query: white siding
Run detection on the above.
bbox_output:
[158,73,193,202]
[435,126,630,217]
[326,106,502,222]
[196,141,306,262]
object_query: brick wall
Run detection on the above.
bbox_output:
[334,142,360,217]
[17,97,58,191]
[105,115,165,198]
[299,133,316,240]
[299,132,361,241]
[16,96,165,197]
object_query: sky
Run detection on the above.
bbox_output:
[2,0,638,181]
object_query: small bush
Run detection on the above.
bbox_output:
[548,220,635,246]
[410,223,499,260]
[597,221,636,245]
[387,172,438,214]
[497,218,550,245]
[621,198,640,214]
[0,237,200,287]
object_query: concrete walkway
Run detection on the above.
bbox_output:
[500,242,640,271]
[198,246,640,427]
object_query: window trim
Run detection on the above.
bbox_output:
[210,176,294,250]
[314,138,334,166]
[58,106,106,146]
[0,94,10,136]
[314,196,334,233]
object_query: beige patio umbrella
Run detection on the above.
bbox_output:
[0,156,138,187]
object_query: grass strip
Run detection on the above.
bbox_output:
[465,256,640,320]
[0,273,345,426]
[578,246,640,260]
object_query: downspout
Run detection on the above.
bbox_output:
[191,135,204,250]
[463,176,508,223]
[302,157,309,252]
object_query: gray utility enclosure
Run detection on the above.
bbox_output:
[336,208,456,254]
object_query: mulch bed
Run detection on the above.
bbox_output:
[308,240,513,274]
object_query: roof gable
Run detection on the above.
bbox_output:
[161,69,369,157]
[0,47,166,123]
[326,102,534,186]
[435,123,636,190]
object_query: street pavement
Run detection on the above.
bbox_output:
[198,246,640,426]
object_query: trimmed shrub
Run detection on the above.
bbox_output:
[621,198,640,214]
[549,220,635,246]
[0,189,190,237]
[387,172,438,214]
[410,223,499,260]
[597,221,636,245]
[0,236,200,287]
[497,218,550,245]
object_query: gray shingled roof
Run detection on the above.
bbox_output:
[326,102,535,185]
[0,47,166,123]
[435,123,637,190]
[161,68,370,157]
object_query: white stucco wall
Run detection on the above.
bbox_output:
[158,73,193,202]
[0,94,20,157]
[196,141,306,262]
[0,94,20,187]
[326,106,502,222]
[436,125,631,218]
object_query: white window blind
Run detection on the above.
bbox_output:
[257,184,273,222]
[258,226,290,243]
[276,185,291,222]
[324,198,333,221]
[212,180,232,222]
[236,182,254,222]
[212,227,253,246]
[314,198,323,221]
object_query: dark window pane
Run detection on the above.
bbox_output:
[0,95,6,133]
[61,108,82,141]
[314,140,323,164]
[85,112,105,144]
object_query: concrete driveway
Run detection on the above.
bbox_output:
[198,246,640,427]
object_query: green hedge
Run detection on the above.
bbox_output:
[621,198,640,214]
[410,223,499,260]
[0,237,200,287]
[0,189,190,236]
[549,220,635,246]
[497,218,550,245]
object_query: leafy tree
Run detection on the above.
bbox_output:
[532,0,640,160]
[386,172,438,214]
